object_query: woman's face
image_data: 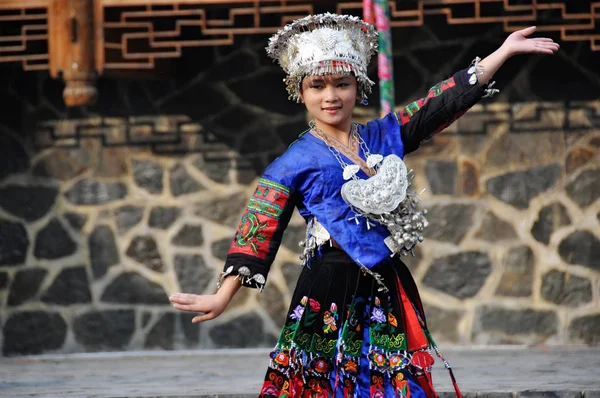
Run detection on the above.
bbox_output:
[300,74,357,131]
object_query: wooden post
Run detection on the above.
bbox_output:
[48,0,97,107]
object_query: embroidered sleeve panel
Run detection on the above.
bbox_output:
[395,64,491,154]
[222,177,296,290]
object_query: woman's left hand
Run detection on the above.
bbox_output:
[501,26,560,57]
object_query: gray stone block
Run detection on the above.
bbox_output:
[258,285,288,327]
[194,192,248,228]
[475,212,517,242]
[172,224,204,247]
[3,311,67,356]
[41,266,92,305]
[0,271,8,289]
[281,224,305,253]
[8,268,47,306]
[558,230,600,271]
[174,254,211,295]
[180,313,201,346]
[0,184,58,222]
[568,314,600,345]
[73,310,135,350]
[89,225,120,279]
[211,238,232,261]
[126,236,164,272]
[170,164,203,197]
[148,206,181,230]
[114,205,144,234]
[63,212,87,231]
[193,156,231,184]
[101,272,169,304]
[424,203,476,244]
[422,304,464,342]
[423,251,492,299]
[210,313,275,348]
[34,218,77,260]
[476,307,558,336]
[132,159,164,194]
[531,202,570,245]
[426,160,457,195]
[541,270,592,307]
[64,178,127,205]
[281,262,302,289]
[496,245,534,297]
[0,219,29,266]
[145,313,175,350]
[565,169,600,208]
[486,164,561,209]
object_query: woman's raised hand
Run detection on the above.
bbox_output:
[169,293,229,323]
[501,26,560,57]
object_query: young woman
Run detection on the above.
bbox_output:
[170,13,559,398]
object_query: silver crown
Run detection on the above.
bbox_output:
[266,13,378,102]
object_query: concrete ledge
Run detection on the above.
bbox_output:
[1,346,598,397]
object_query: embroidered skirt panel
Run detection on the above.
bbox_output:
[259,247,447,398]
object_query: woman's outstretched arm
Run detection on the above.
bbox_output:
[477,26,560,86]
[396,26,559,154]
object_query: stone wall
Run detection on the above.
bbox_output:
[0,23,599,356]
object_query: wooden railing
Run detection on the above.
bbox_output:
[1,0,599,106]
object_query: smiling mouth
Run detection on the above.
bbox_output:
[323,106,341,111]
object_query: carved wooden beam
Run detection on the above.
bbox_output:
[49,0,97,107]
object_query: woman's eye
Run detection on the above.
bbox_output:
[311,85,323,89]
[338,83,349,88]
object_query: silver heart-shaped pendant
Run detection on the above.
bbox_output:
[340,154,409,215]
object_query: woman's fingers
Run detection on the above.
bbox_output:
[532,41,560,53]
[169,293,198,304]
[519,26,537,37]
[526,38,559,54]
[192,313,214,323]
[170,293,225,322]
[170,293,206,312]
[172,302,203,312]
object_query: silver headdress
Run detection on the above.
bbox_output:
[266,13,379,103]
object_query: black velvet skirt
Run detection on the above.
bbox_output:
[258,246,459,398]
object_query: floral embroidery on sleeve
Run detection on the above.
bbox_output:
[228,178,291,260]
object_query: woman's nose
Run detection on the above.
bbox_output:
[324,86,339,102]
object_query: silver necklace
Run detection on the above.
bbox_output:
[309,120,382,180]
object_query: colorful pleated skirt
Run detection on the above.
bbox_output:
[259,247,461,398]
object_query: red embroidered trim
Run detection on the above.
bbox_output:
[396,77,456,125]
[228,178,290,260]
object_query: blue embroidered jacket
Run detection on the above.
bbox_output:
[223,68,487,288]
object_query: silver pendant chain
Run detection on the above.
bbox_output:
[309,120,373,178]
